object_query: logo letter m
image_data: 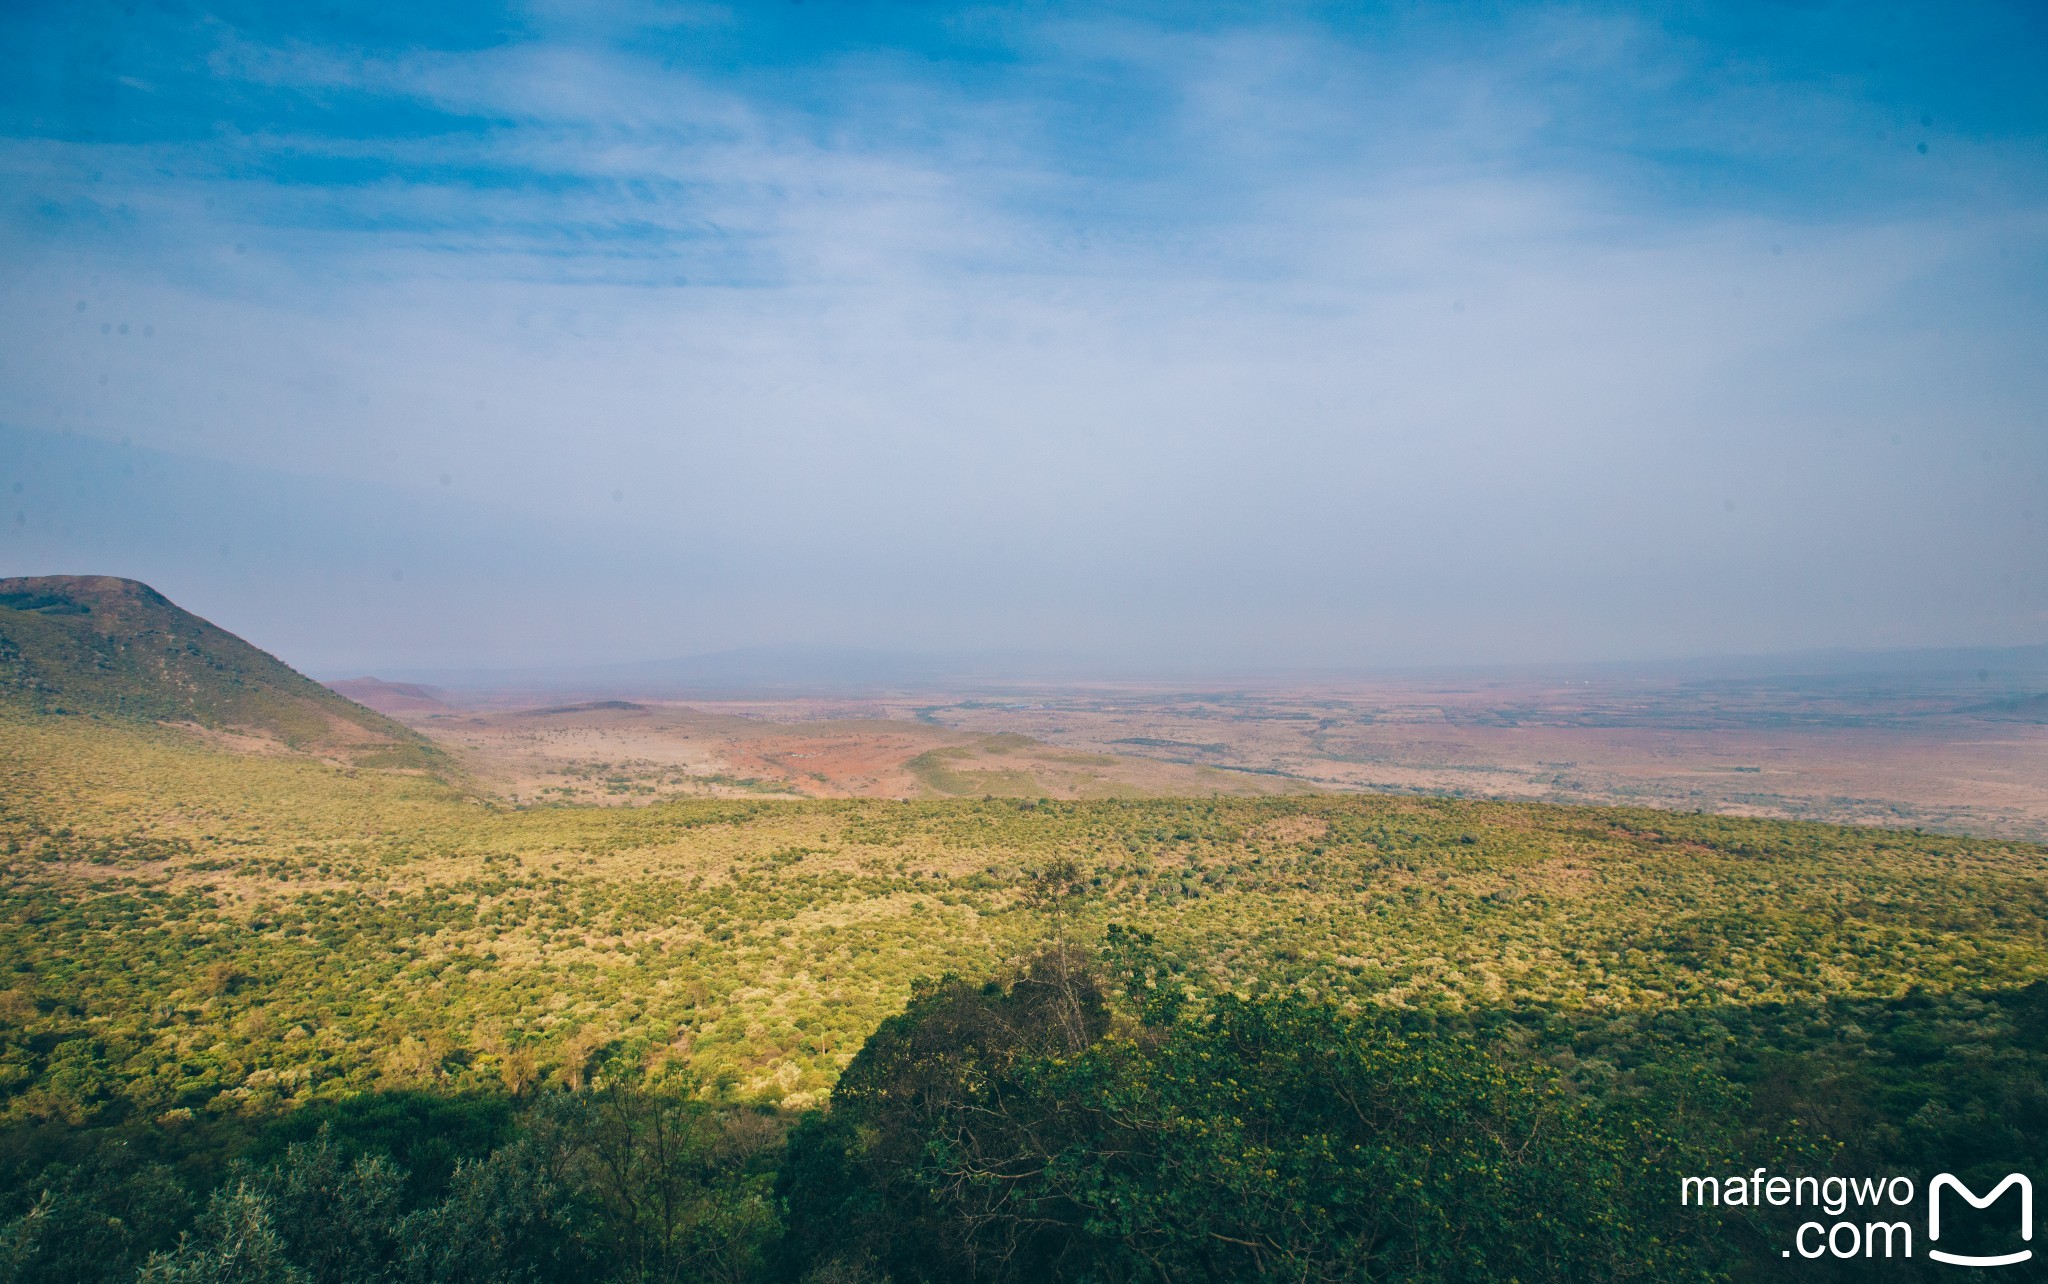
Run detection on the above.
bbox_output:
[1930,1173,2033,1267]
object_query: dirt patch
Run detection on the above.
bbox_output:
[389,704,1308,805]
[377,674,2048,840]
[1249,816,1331,844]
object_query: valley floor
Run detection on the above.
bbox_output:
[5,711,2045,1115]
[364,674,2048,842]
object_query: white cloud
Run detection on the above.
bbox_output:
[1,6,2043,666]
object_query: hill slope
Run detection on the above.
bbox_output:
[325,676,452,713]
[0,575,439,768]
[1968,691,2048,722]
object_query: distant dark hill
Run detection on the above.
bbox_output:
[1966,692,2048,723]
[0,575,441,768]
[384,644,1081,696]
[514,700,647,716]
[326,677,452,714]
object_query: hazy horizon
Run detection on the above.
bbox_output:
[319,634,2048,698]
[4,1,2045,675]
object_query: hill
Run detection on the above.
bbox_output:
[0,575,440,769]
[325,676,453,714]
[1967,691,2048,722]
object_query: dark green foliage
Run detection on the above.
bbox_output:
[1671,983,2048,1274]
[391,1138,585,1284]
[250,1094,515,1211]
[521,1067,783,1284]
[1046,1000,1710,1281]
[781,951,1759,1282]
[0,1146,192,1284]
[0,1090,772,1284]
[244,1134,403,1284]
[10,978,2048,1280]
[778,954,1111,1281]
[135,1183,304,1284]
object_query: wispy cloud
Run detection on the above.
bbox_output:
[1,1,2043,668]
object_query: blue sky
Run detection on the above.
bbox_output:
[1,1,2044,673]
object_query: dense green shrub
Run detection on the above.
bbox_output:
[780,950,1761,1282]
[0,1092,773,1284]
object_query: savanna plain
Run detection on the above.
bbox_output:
[6,577,2048,1281]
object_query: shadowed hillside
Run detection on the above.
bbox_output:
[0,575,441,770]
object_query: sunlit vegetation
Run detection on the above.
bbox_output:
[532,758,788,803]
[6,706,2048,1278]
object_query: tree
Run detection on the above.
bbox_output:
[0,1149,191,1284]
[779,954,1113,1281]
[136,1184,305,1284]
[780,952,1748,1282]
[250,1132,405,1284]
[534,1073,782,1284]
[1018,857,1094,1052]
[394,1137,585,1284]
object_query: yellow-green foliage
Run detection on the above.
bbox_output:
[5,711,2047,1129]
[0,576,439,769]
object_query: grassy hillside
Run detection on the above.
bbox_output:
[0,576,439,770]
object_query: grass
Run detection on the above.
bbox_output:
[904,733,1292,798]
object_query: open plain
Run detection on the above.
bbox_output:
[347,669,2048,842]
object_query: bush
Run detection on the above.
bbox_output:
[0,1147,191,1284]
[781,951,1753,1282]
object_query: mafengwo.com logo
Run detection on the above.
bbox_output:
[1682,1169,2033,1265]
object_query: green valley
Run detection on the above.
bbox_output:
[4,582,2047,1280]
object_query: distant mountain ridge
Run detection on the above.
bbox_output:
[350,644,1089,695]
[348,639,2048,697]
[0,575,440,768]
